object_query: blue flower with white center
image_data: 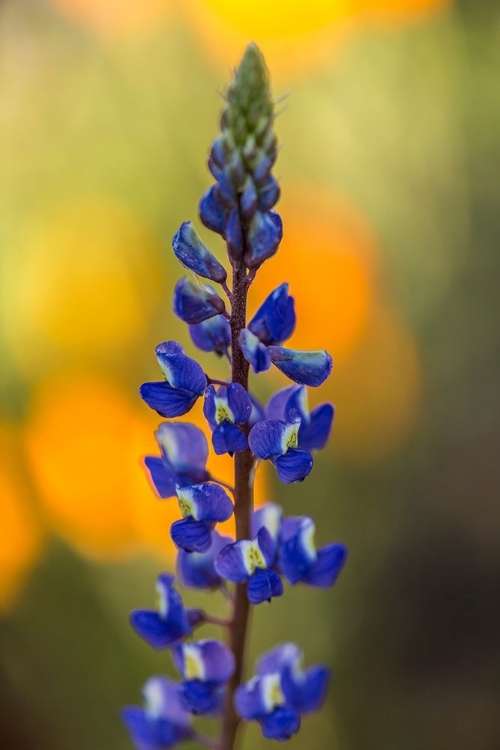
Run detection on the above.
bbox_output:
[188,314,231,358]
[214,527,283,604]
[203,383,252,455]
[172,221,227,284]
[266,384,335,451]
[278,516,348,588]
[248,414,313,484]
[144,422,209,500]
[248,283,296,346]
[130,574,202,650]
[172,639,235,715]
[176,531,233,590]
[121,676,193,750]
[140,342,207,418]
[234,642,330,741]
[173,277,225,325]
[171,483,233,553]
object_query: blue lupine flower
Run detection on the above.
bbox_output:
[199,184,227,237]
[248,414,313,484]
[176,531,233,590]
[121,676,193,750]
[278,516,347,587]
[251,503,283,559]
[214,527,283,604]
[268,346,333,387]
[244,210,283,269]
[173,277,225,325]
[130,574,203,650]
[144,422,209,500]
[171,483,233,553]
[234,643,330,741]
[140,342,207,418]
[189,314,231,357]
[172,221,227,283]
[248,283,295,346]
[172,639,235,715]
[266,384,335,451]
[239,328,270,373]
[203,383,252,455]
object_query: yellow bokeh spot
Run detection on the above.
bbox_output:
[252,185,377,361]
[4,200,163,376]
[24,371,168,558]
[184,0,451,76]
[47,0,174,36]
[332,305,421,464]
[0,425,43,613]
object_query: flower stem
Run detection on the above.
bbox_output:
[220,261,254,750]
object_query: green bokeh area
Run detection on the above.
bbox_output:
[1,1,499,749]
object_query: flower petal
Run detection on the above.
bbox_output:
[239,329,271,373]
[247,568,283,604]
[172,221,227,283]
[265,385,302,421]
[155,342,207,394]
[260,706,301,742]
[143,456,177,499]
[189,315,231,357]
[248,283,296,346]
[299,403,335,452]
[297,666,331,713]
[226,383,252,424]
[180,680,225,716]
[199,185,227,236]
[214,541,249,583]
[155,422,208,476]
[140,382,199,418]
[258,175,280,212]
[273,449,313,484]
[212,422,248,455]
[268,347,333,387]
[176,483,233,523]
[244,210,283,269]
[173,277,225,325]
[129,610,188,650]
[251,503,283,546]
[257,643,302,677]
[176,532,233,590]
[173,639,235,683]
[121,706,191,749]
[303,543,348,588]
[248,419,288,459]
[170,518,214,553]
[278,516,318,584]
[234,679,268,721]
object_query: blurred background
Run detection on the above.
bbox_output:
[1,0,499,748]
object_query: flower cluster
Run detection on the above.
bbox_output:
[123,44,347,749]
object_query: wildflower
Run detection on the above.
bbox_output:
[234,643,330,741]
[144,422,209,500]
[266,384,334,451]
[189,314,231,357]
[203,383,252,455]
[130,574,202,650]
[121,677,193,749]
[172,221,227,284]
[278,516,347,587]
[173,277,225,325]
[248,413,313,484]
[170,483,233,553]
[248,283,295,346]
[214,527,283,604]
[140,342,207,418]
[176,531,233,590]
[172,639,235,715]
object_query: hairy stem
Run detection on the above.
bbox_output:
[220,261,254,750]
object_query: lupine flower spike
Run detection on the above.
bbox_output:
[124,43,347,750]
